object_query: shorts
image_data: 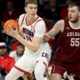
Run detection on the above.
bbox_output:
[14,48,51,75]
[51,61,80,76]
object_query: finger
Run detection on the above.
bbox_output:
[5,30,10,35]
[8,25,14,31]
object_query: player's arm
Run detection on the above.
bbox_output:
[18,30,25,39]
[5,20,45,52]
[47,20,64,38]
[14,35,42,52]
[15,21,45,52]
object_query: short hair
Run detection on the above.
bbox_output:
[25,0,38,7]
[68,2,80,10]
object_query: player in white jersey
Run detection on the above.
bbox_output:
[5,0,51,80]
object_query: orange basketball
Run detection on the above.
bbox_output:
[3,19,19,31]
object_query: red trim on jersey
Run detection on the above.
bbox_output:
[20,14,44,33]
[26,16,39,26]
[31,19,43,32]
[14,65,31,75]
[34,19,43,27]
[21,14,25,26]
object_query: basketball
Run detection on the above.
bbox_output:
[3,19,19,31]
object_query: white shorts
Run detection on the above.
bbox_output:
[14,47,51,75]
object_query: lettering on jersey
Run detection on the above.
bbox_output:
[70,38,80,47]
[42,52,49,60]
[67,32,80,37]
[67,32,80,47]
[23,28,34,41]
[23,28,34,37]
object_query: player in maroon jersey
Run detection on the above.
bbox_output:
[44,2,80,80]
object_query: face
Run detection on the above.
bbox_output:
[16,46,24,55]
[68,6,80,23]
[0,48,7,56]
[25,4,37,17]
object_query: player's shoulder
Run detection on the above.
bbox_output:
[56,19,64,25]
[36,16,45,25]
[38,16,43,20]
[36,16,44,22]
[54,19,65,32]
[19,14,25,18]
[55,19,65,28]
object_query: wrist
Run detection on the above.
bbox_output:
[14,33,20,39]
[48,32,52,38]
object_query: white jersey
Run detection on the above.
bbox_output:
[19,14,51,57]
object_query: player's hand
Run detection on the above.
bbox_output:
[5,26,19,38]
[43,33,51,42]
[63,71,75,80]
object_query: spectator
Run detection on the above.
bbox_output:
[9,42,25,62]
[11,40,20,51]
[60,0,72,19]
[0,0,6,23]
[37,0,49,17]
[0,42,15,80]
[10,42,32,80]
[1,0,20,25]
[1,0,20,50]
[43,0,60,24]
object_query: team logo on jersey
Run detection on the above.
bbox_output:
[67,32,80,37]
[23,28,34,37]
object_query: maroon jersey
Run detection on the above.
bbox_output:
[54,19,80,64]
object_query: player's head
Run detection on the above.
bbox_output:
[68,2,80,23]
[24,0,38,16]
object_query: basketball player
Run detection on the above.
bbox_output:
[44,2,80,80]
[5,0,51,80]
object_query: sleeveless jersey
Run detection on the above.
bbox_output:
[54,19,80,64]
[18,14,51,56]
